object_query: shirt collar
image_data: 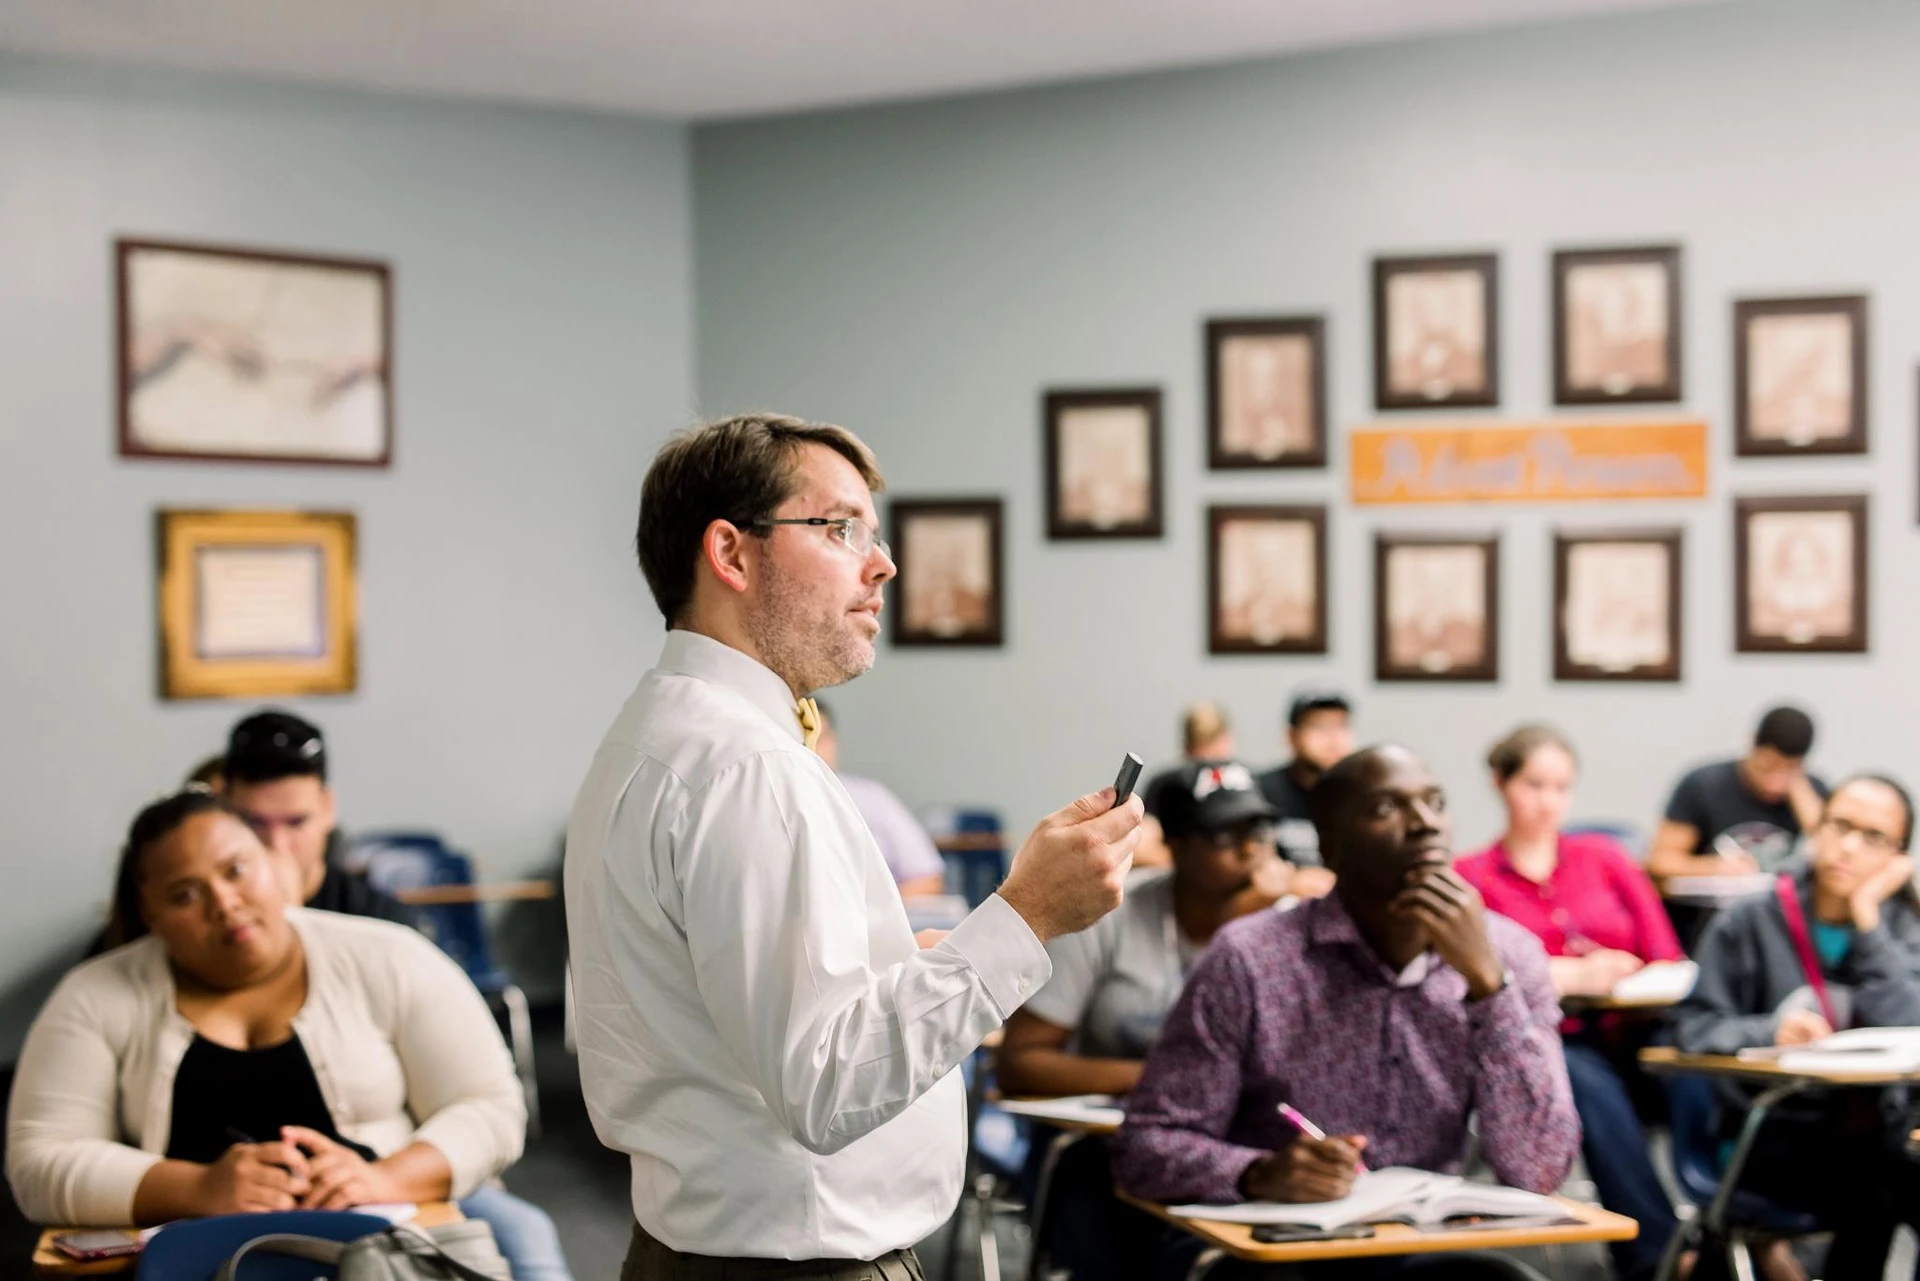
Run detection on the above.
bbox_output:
[657,628,805,743]
[1304,893,1438,985]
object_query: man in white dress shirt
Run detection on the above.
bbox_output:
[566,414,1145,1279]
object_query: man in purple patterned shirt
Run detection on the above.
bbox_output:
[1111,745,1578,1267]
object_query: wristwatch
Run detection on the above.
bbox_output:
[1465,968,1514,1004]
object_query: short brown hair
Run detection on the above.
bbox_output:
[1487,724,1577,783]
[1183,702,1230,754]
[636,413,884,624]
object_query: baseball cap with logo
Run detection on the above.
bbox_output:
[1157,759,1280,840]
[225,709,328,784]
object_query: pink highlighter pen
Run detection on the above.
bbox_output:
[1279,1103,1368,1169]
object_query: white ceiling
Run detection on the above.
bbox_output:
[1,0,1726,121]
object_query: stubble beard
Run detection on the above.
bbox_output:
[747,558,877,696]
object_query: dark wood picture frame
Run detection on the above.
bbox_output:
[1733,494,1868,654]
[117,237,394,468]
[1372,253,1500,411]
[1373,532,1500,682]
[1206,504,1328,655]
[1204,316,1327,470]
[1733,295,1869,457]
[1552,528,1683,682]
[1043,387,1164,539]
[889,497,1006,648]
[1552,245,1683,405]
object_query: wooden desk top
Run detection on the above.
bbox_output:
[34,1203,462,1276]
[997,1096,1122,1136]
[1118,1193,1636,1263]
[934,833,1006,853]
[1559,993,1679,1013]
[1638,1045,1920,1086]
[393,880,555,906]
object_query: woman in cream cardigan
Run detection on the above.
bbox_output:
[6,789,570,1280]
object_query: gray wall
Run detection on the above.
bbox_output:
[0,58,690,1053]
[695,0,1920,853]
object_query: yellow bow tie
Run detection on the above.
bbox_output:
[796,698,822,751]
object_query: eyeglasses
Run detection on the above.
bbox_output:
[1822,814,1904,853]
[749,517,892,562]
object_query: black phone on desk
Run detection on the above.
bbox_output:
[1249,1223,1376,1244]
[52,1228,142,1260]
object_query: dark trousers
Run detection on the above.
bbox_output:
[1735,1115,1920,1281]
[1562,1040,1679,1281]
[620,1221,926,1281]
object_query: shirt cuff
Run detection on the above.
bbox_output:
[944,893,1052,1017]
[1464,977,1534,1057]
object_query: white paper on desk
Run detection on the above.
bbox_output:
[997,1095,1125,1129]
[1611,960,1697,1002]
[351,1202,420,1223]
[1168,1168,1561,1230]
[1774,1026,1920,1074]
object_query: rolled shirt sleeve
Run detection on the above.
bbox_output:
[678,751,1050,1155]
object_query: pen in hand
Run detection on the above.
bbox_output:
[1279,1103,1369,1170]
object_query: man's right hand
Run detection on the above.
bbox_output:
[996,788,1145,942]
[1242,1134,1368,1203]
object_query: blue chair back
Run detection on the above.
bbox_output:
[354,831,509,990]
[138,1210,390,1281]
[943,810,1007,909]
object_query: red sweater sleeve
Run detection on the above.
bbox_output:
[1601,838,1684,961]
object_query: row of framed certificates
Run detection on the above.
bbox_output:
[887,493,1870,676]
[1036,248,1870,543]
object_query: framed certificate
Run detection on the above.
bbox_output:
[156,509,359,699]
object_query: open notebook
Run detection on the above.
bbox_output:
[1739,1026,1920,1075]
[1169,1168,1570,1230]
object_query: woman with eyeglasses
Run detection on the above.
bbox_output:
[1675,774,1920,1281]
[1454,725,1683,1281]
[6,790,571,1280]
[996,758,1328,1281]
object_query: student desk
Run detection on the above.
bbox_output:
[1119,1192,1636,1280]
[1638,1046,1920,1281]
[392,880,555,906]
[33,1202,463,1276]
[1557,993,1680,1015]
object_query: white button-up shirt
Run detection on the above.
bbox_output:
[565,630,1052,1260]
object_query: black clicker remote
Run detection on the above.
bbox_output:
[1112,752,1144,806]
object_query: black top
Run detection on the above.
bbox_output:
[166,1032,377,1164]
[310,835,416,927]
[1663,759,1828,867]
[1254,762,1324,867]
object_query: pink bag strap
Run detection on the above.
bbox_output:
[1774,873,1840,1030]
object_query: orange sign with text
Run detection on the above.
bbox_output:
[1349,420,1709,506]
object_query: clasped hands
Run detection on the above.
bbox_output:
[195,1126,400,1214]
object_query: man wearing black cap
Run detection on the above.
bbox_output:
[1256,688,1355,871]
[223,710,414,925]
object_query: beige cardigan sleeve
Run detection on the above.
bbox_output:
[381,928,527,1198]
[6,963,163,1225]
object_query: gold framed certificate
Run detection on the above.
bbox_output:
[156,509,359,700]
